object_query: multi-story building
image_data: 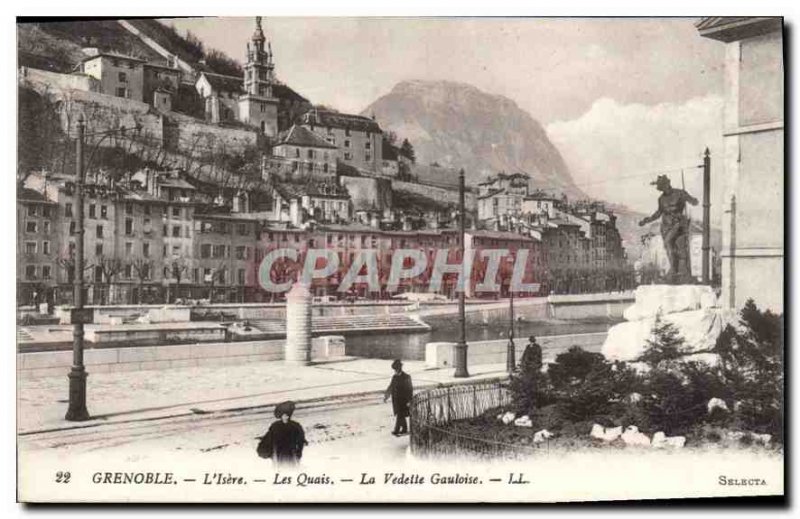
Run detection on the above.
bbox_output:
[17,186,60,306]
[697,17,783,312]
[78,50,146,102]
[299,109,383,174]
[477,172,529,221]
[271,180,351,226]
[271,124,338,179]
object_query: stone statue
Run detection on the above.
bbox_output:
[638,175,698,284]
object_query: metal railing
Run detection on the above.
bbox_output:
[410,380,541,459]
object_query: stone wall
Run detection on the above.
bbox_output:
[339,175,393,212]
[17,336,346,379]
[392,179,477,210]
[424,332,607,368]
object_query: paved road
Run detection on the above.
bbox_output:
[19,392,410,465]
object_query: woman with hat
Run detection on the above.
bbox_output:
[383,359,413,436]
[256,400,308,465]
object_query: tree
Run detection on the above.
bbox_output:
[639,311,687,369]
[97,256,123,305]
[131,259,152,304]
[400,139,416,164]
[166,259,190,303]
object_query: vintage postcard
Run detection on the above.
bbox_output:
[16,16,784,503]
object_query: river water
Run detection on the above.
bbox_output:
[345,316,620,360]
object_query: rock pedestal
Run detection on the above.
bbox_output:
[285,282,312,365]
[601,284,730,363]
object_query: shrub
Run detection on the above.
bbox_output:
[546,346,641,422]
[715,299,784,439]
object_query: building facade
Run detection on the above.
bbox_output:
[697,17,784,312]
[299,109,383,174]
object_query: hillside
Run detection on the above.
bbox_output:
[363,80,584,198]
[16,19,241,76]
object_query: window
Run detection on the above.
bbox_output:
[42,266,51,280]
[26,221,37,233]
[69,221,76,235]
[193,268,199,283]
[144,205,151,216]
[89,204,96,218]
[42,206,51,218]
[323,163,329,173]
[212,245,225,259]
[25,242,36,254]
[237,223,247,236]
[124,264,132,279]
[235,246,246,260]
[65,203,73,217]
[95,243,103,257]
[172,206,180,218]
[118,71,127,82]
[163,245,167,258]
[126,202,133,214]
[295,148,301,158]
[345,128,351,136]
[307,149,314,159]
[96,225,103,238]
[142,218,152,235]
[200,244,211,259]
[172,226,181,238]
[365,153,371,162]
[326,137,335,145]
[172,245,180,257]
[237,269,245,285]
[365,140,371,149]
[125,218,134,236]
[43,221,51,234]
[344,140,351,148]
[42,241,50,255]
[25,265,36,280]
[27,205,37,217]
[116,87,127,98]
[125,242,133,256]
[163,224,168,236]
[143,242,150,257]
[344,152,352,161]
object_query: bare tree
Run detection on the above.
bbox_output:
[131,259,153,304]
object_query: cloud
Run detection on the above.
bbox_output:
[546,95,725,223]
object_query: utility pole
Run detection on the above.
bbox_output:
[453,169,469,378]
[506,286,515,373]
[702,148,711,284]
[66,115,90,421]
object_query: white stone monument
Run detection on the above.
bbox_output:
[285,282,312,365]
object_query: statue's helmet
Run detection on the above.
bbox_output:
[650,174,671,189]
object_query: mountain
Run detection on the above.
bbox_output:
[362,80,584,197]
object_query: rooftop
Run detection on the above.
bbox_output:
[276,125,337,149]
[301,108,382,134]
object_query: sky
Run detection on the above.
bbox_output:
[164,17,729,219]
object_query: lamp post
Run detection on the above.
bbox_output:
[65,115,141,422]
[453,169,470,378]
[506,286,515,373]
[701,148,711,285]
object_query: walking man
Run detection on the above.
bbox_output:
[384,359,413,436]
[519,336,542,372]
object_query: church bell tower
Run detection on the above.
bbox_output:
[239,16,279,136]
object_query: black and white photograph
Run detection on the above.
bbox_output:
[13,13,785,503]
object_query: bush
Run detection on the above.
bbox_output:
[715,299,784,439]
[547,346,641,422]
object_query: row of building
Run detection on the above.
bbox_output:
[17,162,631,306]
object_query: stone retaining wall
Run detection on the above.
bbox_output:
[424,332,608,369]
[17,336,345,379]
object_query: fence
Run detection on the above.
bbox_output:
[410,380,542,459]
